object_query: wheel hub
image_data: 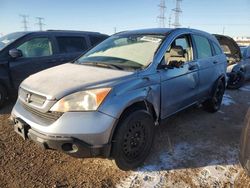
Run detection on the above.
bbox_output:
[123,121,146,159]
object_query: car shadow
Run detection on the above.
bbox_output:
[137,103,246,172]
[0,101,15,115]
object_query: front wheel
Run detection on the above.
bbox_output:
[227,71,245,89]
[203,79,225,113]
[111,109,155,170]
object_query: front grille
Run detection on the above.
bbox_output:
[19,88,47,106]
[21,102,63,123]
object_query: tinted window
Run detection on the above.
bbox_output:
[193,35,212,59]
[17,37,53,58]
[90,35,106,46]
[213,42,223,55]
[57,37,88,53]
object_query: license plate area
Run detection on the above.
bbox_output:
[14,119,30,140]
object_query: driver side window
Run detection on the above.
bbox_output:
[17,37,53,58]
[165,35,193,66]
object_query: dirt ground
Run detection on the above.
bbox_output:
[1,83,250,188]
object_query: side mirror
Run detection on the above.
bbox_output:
[9,49,22,59]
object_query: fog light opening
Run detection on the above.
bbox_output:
[62,143,78,153]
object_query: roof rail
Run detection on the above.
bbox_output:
[46,29,101,34]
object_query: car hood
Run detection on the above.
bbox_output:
[21,63,135,100]
[214,34,242,61]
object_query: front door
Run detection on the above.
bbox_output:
[160,34,199,118]
[9,36,58,88]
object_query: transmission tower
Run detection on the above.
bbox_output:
[168,15,172,28]
[35,17,45,31]
[172,0,182,28]
[157,0,166,28]
[20,14,29,31]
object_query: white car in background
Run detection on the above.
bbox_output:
[214,35,250,89]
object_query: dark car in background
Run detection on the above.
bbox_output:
[240,108,250,175]
[214,34,250,89]
[0,30,108,107]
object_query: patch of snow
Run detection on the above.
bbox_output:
[116,141,239,187]
[240,85,250,92]
[222,94,235,106]
[218,110,225,114]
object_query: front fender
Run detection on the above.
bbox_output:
[99,84,161,120]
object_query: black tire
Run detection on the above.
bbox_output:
[112,109,155,170]
[203,79,225,113]
[0,84,7,108]
[227,71,245,89]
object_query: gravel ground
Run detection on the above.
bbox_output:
[1,83,250,187]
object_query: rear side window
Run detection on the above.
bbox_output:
[17,37,53,58]
[193,35,212,59]
[213,42,223,55]
[90,35,106,46]
[56,37,88,53]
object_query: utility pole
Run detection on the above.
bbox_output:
[157,0,166,28]
[114,27,117,34]
[20,14,29,31]
[35,17,45,31]
[222,26,225,34]
[172,0,182,28]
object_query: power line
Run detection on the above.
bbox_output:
[35,17,45,31]
[20,14,29,31]
[172,0,182,28]
[157,0,166,28]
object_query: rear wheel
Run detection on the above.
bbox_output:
[203,79,225,113]
[0,84,7,108]
[227,71,245,89]
[112,109,155,170]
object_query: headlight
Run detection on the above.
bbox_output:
[50,88,111,112]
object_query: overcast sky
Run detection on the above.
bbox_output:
[0,0,249,37]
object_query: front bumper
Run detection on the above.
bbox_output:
[10,118,110,158]
[11,100,117,157]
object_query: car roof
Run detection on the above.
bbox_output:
[116,28,213,37]
[17,30,108,36]
[116,28,174,35]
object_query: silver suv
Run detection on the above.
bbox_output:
[11,28,227,170]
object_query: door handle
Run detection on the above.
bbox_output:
[213,61,218,64]
[188,63,198,71]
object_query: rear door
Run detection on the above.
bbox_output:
[192,34,218,99]
[9,34,57,88]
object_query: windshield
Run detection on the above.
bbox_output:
[0,32,27,51]
[75,34,165,71]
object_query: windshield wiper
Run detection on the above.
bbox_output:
[82,62,124,70]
